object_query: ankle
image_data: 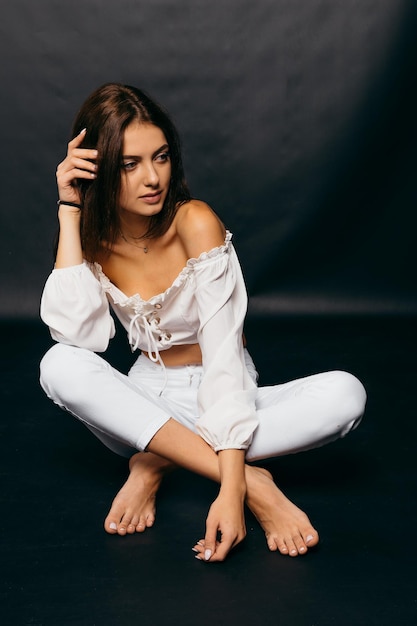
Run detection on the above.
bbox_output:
[129,452,175,475]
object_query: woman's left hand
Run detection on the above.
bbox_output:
[193,491,246,562]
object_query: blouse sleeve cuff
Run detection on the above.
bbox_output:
[40,261,115,352]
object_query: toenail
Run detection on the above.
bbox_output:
[109,522,117,530]
[290,549,297,555]
[299,546,306,552]
[306,534,314,542]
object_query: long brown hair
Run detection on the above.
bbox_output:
[71,83,191,260]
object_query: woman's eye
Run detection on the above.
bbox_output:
[156,152,170,163]
[122,161,136,170]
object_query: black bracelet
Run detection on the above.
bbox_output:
[57,200,83,209]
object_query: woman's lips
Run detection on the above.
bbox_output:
[140,191,163,204]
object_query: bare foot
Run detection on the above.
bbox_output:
[245,466,319,556]
[104,452,174,536]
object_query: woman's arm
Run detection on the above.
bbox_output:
[201,448,247,561]
[40,130,115,351]
[177,202,256,561]
[178,204,258,451]
[55,128,97,268]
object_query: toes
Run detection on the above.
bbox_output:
[145,513,155,528]
[265,531,291,555]
[105,510,123,534]
[265,533,280,552]
[304,531,319,547]
[285,538,299,557]
[127,515,139,534]
[118,513,135,535]
[105,510,157,535]
[284,531,318,556]
[275,540,289,555]
[104,502,126,534]
[135,512,155,532]
[267,533,311,556]
[292,534,308,555]
[117,524,128,535]
[104,517,129,535]
[105,520,118,534]
[105,511,130,536]
[267,540,279,552]
[277,541,289,555]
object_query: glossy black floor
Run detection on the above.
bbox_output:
[1,315,416,626]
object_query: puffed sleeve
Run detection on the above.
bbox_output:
[192,241,258,451]
[40,262,115,352]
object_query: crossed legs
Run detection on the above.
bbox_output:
[104,419,320,557]
[40,343,366,557]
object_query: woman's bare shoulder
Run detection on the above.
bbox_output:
[175,200,226,258]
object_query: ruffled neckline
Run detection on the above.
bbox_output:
[93,231,232,307]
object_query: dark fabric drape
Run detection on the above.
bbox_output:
[1,0,415,317]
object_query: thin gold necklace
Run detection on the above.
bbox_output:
[119,230,149,253]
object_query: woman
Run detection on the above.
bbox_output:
[40,83,366,563]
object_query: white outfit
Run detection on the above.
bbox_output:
[39,232,366,460]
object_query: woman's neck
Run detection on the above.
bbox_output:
[119,213,151,240]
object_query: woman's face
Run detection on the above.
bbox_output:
[118,122,171,220]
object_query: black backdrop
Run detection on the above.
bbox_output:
[1,0,416,318]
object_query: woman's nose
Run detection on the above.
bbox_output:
[144,162,159,186]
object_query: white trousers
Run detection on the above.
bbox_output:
[39,343,366,462]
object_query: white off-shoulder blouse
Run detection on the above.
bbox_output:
[40,232,258,451]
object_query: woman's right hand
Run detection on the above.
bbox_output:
[56,128,98,207]
[193,490,247,562]
[192,449,247,562]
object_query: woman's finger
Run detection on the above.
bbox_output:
[70,147,99,161]
[59,167,96,181]
[194,526,238,563]
[60,156,97,174]
[68,127,87,149]
[66,129,98,163]
[202,517,218,561]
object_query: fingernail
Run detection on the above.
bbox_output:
[195,555,202,561]
[109,522,117,530]
[80,128,87,134]
[204,549,212,561]
[191,547,199,553]
[306,534,314,543]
